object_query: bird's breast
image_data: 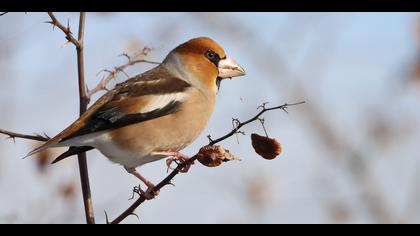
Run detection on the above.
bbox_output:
[95,88,217,169]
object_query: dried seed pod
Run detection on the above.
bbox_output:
[197,145,241,167]
[251,133,282,160]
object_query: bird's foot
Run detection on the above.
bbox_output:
[152,151,194,173]
[140,182,159,200]
[127,168,159,200]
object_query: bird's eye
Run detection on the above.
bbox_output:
[205,50,221,66]
[205,50,216,59]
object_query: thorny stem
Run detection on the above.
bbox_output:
[109,101,305,224]
[46,12,80,47]
[0,129,49,142]
[74,12,95,224]
[47,12,95,224]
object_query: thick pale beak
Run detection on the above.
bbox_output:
[218,56,246,79]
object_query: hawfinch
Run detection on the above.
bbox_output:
[28,37,245,198]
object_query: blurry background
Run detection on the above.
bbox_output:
[1,12,420,224]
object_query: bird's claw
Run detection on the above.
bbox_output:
[166,155,193,173]
[139,183,159,200]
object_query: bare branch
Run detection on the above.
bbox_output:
[46,12,95,224]
[0,129,49,142]
[109,101,305,224]
[0,12,8,17]
[74,12,95,224]
[46,12,80,48]
[208,101,306,145]
[87,56,160,98]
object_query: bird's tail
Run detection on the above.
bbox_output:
[51,146,94,164]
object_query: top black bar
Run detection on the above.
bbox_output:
[1,0,420,12]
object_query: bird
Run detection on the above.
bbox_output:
[27,37,245,198]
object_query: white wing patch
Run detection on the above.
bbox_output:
[54,92,186,148]
[139,92,185,113]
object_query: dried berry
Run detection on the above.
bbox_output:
[251,133,282,160]
[197,145,241,167]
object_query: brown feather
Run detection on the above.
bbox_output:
[28,66,190,155]
[109,87,216,154]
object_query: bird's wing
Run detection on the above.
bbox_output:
[27,66,191,156]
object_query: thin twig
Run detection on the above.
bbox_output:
[208,101,305,145]
[109,101,305,224]
[0,12,8,17]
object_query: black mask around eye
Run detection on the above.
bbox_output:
[205,50,221,67]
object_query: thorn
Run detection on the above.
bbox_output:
[231,118,241,130]
[104,210,110,224]
[85,83,90,94]
[207,135,213,143]
[61,40,71,48]
[129,212,140,222]
[67,18,70,33]
[257,102,269,110]
[237,131,246,136]
[6,136,16,144]
[119,52,131,62]
[166,181,176,187]
[44,20,56,30]
[43,132,51,140]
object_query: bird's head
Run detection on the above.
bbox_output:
[163,37,246,94]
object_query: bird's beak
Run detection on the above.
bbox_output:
[218,56,246,79]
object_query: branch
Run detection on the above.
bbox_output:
[46,12,80,47]
[87,55,160,98]
[0,129,49,142]
[47,12,95,224]
[208,101,305,145]
[0,12,8,17]
[109,101,305,224]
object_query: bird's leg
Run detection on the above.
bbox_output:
[151,151,193,173]
[125,167,159,200]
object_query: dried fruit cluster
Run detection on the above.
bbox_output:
[197,145,241,167]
